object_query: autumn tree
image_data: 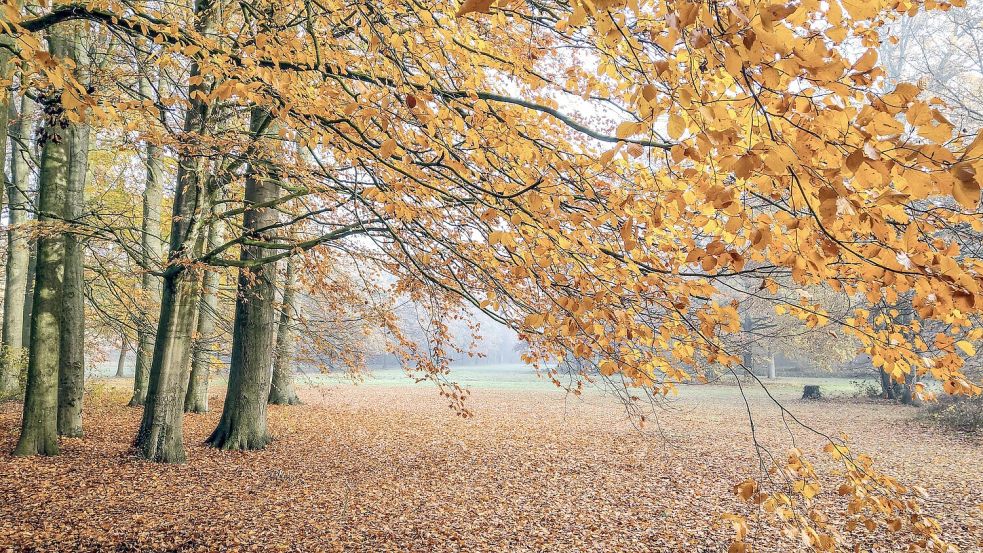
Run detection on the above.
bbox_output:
[13,29,75,456]
[2,0,983,549]
[0,90,35,398]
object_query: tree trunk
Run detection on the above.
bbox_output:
[879,367,895,400]
[134,1,214,461]
[207,108,277,450]
[269,255,301,406]
[134,270,201,462]
[57,44,90,436]
[129,74,165,407]
[184,215,223,413]
[0,14,16,220]
[902,365,921,406]
[115,338,129,377]
[767,353,777,380]
[22,244,37,347]
[14,47,71,456]
[1,91,35,398]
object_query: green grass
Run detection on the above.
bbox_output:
[294,363,561,391]
[296,364,875,399]
[91,357,881,400]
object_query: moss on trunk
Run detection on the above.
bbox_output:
[207,108,278,450]
[15,65,71,456]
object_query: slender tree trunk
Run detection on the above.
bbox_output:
[0,14,17,220]
[902,365,921,406]
[269,255,301,406]
[115,338,129,377]
[767,352,777,380]
[134,1,213,462]
[14,36,71,455]
[1,92,35,398]
[129,74,165,407]
[21,243,37,346]
[184,215,223,413]
[57,36,89,436]
[207,108,278,450]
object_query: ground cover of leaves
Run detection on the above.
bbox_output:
[0,380,981,552]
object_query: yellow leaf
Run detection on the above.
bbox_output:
[378,138,397,158]
[667,112,685,140]
[641,84,657,103]
[952,167,981,210]
[456,0,494,17]
[853,48,878,73]
[955,340,976,356]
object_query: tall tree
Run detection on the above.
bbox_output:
[184,213,224,413]
[269,254,300,405]
[57,25,90,437]
[14,31,72,456]
[207,108,277,449]
[133,0,215,462]
[115,337,129,377]
[129,69,165,407]
[1,91,36,398]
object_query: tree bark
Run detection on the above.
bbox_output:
[1,92,35,398]
[14,36,71,455]
[184,215,223,413]
[134,0,213,462]
[115,337,129,377]
[22,244,37,347]
[129,73,165,407]
[879,367,895,400]
[767,352,777,380]
[207,108,277,450]
[57,34,90,436]
[269,254,301,406]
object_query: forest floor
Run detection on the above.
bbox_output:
[0,374,981,552]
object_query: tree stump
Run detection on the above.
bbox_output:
[802,385,822,400]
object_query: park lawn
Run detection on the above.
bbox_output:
[0,373,980,552]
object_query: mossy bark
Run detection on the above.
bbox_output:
[134,0,213,461]
[57,52,89,436]
[269,255,301,406]
[1,92,35,399]
[207,109,277,450]
[14,43,71,455]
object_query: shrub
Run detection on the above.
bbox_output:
[922,395,983,434]
[850,379,881,399]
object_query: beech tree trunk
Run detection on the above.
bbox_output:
[14,41,71,455]
[130,73,165,408]
[269,255,301,406]
[207,108,277,450]
[22,246,37,347]
[1,92,35,398]
[134,1,213,461]
[0,12,15,219]
[184,215,223,413]
[767,353,777,380]
[57,50,90,436]
[115,338,129,377]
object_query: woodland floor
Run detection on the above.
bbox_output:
[0,375,981,552]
